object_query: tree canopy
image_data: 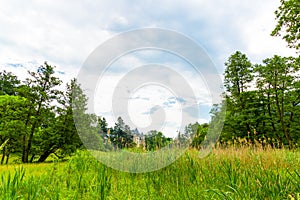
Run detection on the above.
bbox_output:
[272,0,300,50]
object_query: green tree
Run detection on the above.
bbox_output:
[272,0,300,50]
[0,95,29,164]
[145,130,172,151]
[98,117,108,134]
[20,62,62,163]
[34,79,85,162]
[224,51,254,136]
[189,123,209,149]
[255,55,299,148]
[70,79,104,151]
[215,53,300,149]
[0,71,20,95]
[111,117,133,149]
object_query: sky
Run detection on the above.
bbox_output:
[0,0,297,137]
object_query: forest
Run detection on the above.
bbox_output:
[0,65,177,164]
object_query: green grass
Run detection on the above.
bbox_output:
[0,147,299,199]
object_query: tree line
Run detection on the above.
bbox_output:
[0,64,176,164]
[97,116,173,151]
[210,52,300,149]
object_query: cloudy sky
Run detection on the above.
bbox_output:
[0,0,297,137]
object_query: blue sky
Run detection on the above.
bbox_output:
[0,0,297,137]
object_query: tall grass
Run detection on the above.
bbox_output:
[0,147,299,199]
[0,167,24,199]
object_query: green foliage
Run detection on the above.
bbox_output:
[255,56,300,148]
[217,51,300,149]
[145,130,172,151]
[0,63,95,164]
[39,78,86,160]
[19,62,63,163]
[0,95,29,164]
[189,123,209,149]
[223,51,254,136]
[224,51,253,96]
[109,116,134,149]
[0,61,175,162]
[272,0,300,50]
[0,71,20,95]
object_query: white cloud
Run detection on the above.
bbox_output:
[1,0,294,72]
[1,0,296,134]
[92,53,212,135]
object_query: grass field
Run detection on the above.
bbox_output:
[0,147,299,200]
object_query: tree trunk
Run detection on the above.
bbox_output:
[30,154,35,163]
[37,150,52,163]
[22,104,33,163]
[5,153,9,164]
[266,88,280,145]
[24,100,43,163]
[22,135,26,163]
[1,146,5,165]
[275,88,293,149]
[24,125,36,163]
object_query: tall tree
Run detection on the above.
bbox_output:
[224,51,254,136]
[216,53,300,148]
[70,79,104,151]
[35,79,86,162]
[110,117,134,149]
[255,55,299,149]
[21,62,62,163]
[98,117,108,134]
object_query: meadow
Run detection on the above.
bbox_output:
[0,146,299,200]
